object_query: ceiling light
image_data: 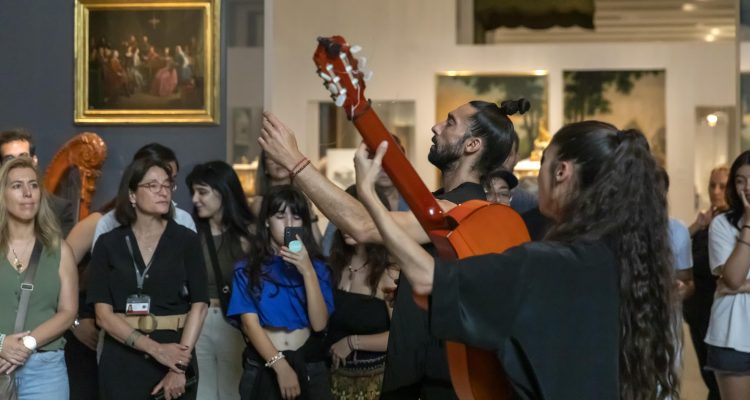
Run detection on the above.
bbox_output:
[706,114,718,127]
[710,28,720,35]
[532,69,547,76]
[705,34,716,42]
[682,3,696,11]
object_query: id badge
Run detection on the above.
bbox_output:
[125,294,151,315]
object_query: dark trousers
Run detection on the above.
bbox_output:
[64,331,99,400]
[240,342,333,400]
[684,303,721,400]
[380,378,458,400]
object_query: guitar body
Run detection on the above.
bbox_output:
[444,201,530,400]
[313,36,530,400]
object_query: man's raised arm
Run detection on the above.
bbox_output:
[258,111,431,244]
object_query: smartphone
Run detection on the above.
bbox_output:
[284,227,306,248]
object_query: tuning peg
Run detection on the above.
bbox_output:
[335,92,347,107]
[358,57,367,68]
[363,70,373,81]
[326,64,334,71]
[352,78,360,87]
[327,83,339,95]
[350,45,362,54]
[319,71,332,82]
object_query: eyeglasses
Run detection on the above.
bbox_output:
[484,189,512,205]
[138,181,176,194]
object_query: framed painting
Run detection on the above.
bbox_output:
[74,0,220,124]
[563,69,666,164]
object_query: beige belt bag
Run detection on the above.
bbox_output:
[117,313,188,333]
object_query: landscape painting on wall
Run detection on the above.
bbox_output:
[436,73,548,162]
[563,70,666,163]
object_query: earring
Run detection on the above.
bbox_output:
[131,202,136,208]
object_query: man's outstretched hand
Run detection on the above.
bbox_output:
[259,111,306,171]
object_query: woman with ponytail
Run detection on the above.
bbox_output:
[354,121,679,399]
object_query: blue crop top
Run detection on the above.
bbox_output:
[227,255,335,330]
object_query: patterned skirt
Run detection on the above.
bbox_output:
[330,352,385,400]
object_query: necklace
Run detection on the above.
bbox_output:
[9,240,32,272]
[344,263,368,292]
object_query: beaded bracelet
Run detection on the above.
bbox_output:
[265,351,286,368]
[290,159,311,182]
[288,157,309,176]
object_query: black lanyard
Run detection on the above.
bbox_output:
[125,235,154,293]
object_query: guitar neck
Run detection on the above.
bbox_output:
[352,105,451,233]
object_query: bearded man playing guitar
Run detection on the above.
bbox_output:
[259,98,528,399]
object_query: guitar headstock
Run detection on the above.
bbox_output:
[313,36,371,119]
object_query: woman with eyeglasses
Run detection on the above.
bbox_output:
[87,157,209,400]
[186,161,255,400]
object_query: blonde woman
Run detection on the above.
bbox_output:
[0,157,78,400]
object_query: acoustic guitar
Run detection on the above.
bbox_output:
[313,35,530,400]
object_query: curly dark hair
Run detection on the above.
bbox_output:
[245,185,323,296]
[328,185,394,295]
[724,150,750,227]
[545,121,679,400]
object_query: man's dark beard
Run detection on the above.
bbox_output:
[428,139,463,172]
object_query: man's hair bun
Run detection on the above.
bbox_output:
[499,98,530,116]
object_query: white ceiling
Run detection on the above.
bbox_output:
[483,0,737,43]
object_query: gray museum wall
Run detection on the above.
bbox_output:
[0,0,227,210]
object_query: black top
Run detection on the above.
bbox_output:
[521,207,552,241]
[382,181,486,391]
[430,240,620,399]
[683,227,717,317]
[328,289,390,343]
[49,193,75,237]
[327,290,390,369]
[87,219,209,315]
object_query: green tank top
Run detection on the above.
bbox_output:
[0,245,64,351]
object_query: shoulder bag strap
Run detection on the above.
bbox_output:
[201,228,230,314]
[14,240,43,333]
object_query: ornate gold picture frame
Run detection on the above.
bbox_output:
[74,0,220,124]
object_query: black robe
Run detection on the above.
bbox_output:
[430,240,620,399]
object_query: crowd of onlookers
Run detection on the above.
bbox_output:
[1,97,748,400]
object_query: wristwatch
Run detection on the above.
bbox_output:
[22,335,37,351]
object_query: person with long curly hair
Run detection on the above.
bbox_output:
[353,121,680,399]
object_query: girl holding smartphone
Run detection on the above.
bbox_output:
[228,185,334,400]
